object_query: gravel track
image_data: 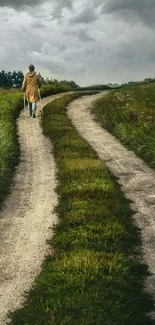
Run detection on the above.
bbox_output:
[0,93,68,325]
[68,93,155,316]
[1,91,155,323]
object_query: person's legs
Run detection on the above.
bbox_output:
[28,102,32,116]
[32,102,37,118]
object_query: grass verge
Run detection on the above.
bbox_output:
[0,90,23,206]
[92,83,155,169]
[9,93,155,324]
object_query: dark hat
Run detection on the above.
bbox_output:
[29,64,35,72]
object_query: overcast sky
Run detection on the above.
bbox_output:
[0,0,155,86]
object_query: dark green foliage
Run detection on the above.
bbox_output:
[10,93,155,324]
[0,70,24,88]
[60,80,79,89]
[78,85,112,91]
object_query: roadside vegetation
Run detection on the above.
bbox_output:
[0,90,23,206]
[10,93,154,325]
[40,83,72,97]
[92,83,155,169]
[78,84,112,91]
[0,84,72,207]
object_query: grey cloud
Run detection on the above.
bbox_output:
[42,62,66,74]
[105,0,144,12]
[33,54,67,74]
[1,0,155,86]
[116,37,155,65]
[31,22,46,29]
[70,8,97,24]
[65,28,94,42]
[0,0,44,8]
[103,0,155,26]
[76,30,94,42]
[52,0,73,19]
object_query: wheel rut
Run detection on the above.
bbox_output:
[0,93,67,325]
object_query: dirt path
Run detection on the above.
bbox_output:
[0,93,69,325]
[68,93,155,313]
[1,91,155,323]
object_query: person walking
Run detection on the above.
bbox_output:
[22,65,41,118]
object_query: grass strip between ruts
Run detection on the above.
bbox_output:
[92,83,155,170]
[10,93,155,325]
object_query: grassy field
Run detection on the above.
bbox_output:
[92,83,155,169]
[10,93,154,325]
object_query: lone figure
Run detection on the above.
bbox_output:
[22,65,41,118]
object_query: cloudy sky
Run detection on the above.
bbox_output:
[0,0,155,86]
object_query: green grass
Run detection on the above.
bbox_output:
[0,90,23,205]
[9,93,155,325]
[92,83,155,169]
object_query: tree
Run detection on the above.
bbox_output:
[60,80,79,89]
[0,70,8,88]
[0,70,24,88]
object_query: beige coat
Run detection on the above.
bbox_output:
[22,72,41,102]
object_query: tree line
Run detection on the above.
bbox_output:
[0,70,79,89]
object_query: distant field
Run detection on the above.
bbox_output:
[92,83,155,169]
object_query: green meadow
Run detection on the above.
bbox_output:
[92,83,155,169]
